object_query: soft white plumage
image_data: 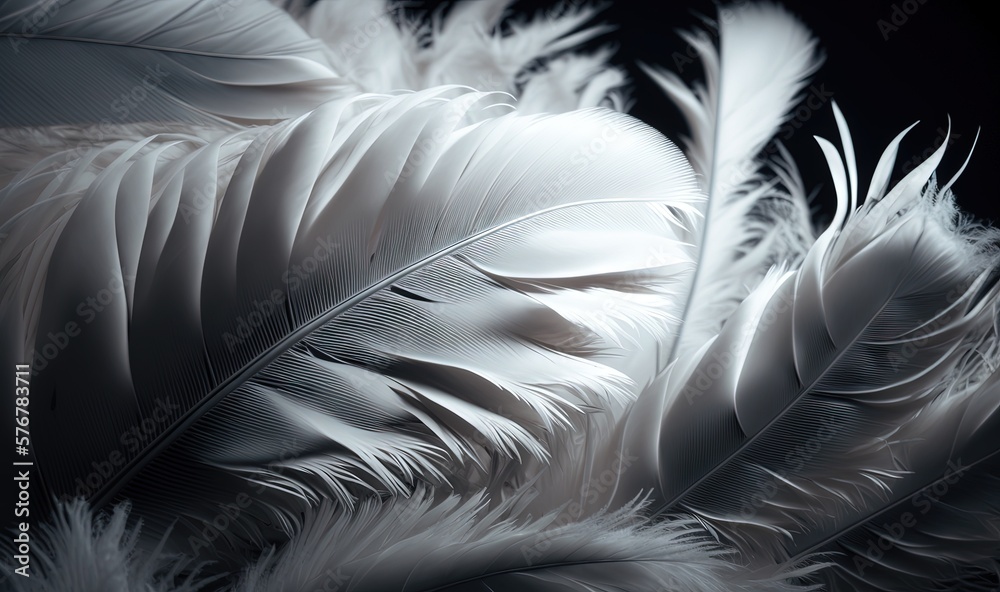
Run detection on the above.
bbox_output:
[1,1,997,591]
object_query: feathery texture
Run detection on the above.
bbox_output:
[619,105,1000,585]
[0,0,351,127]
[1,500,210,592]
[285,0,628,113]
[2,1,998,590]
[643,3,821,365]
[812,360,1000,591]
[233,487,817,592]
[0,83,701,559]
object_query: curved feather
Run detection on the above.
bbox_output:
[642,2,822,365]
[288,0,627,112]
[0,86,701,542]
[6,1,998,590]
[0,0,353,128]
[123,201,692,546]
[4,490,819,592]
[805,363,1000,591]
[232,487,816,592]
[619,106,1000,581]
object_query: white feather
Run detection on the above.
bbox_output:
[0,84,702,560]
[289,0,627,111]
[0,0,352,127]
[642,3,822,364]
[233,486,818,592]
[619,106,1000,581]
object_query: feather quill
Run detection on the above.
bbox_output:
[0,83,701,556]
[3,1,999,590]
[642,3,821,365]
[619,105,1000,586]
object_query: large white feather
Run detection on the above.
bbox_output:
[643,3,821,365]
[0,83,702,563]
[4,1,999,590]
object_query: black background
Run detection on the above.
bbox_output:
[416,0,998,224]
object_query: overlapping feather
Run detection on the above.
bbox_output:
[233,487,819,592]
[641,2,821,365]
[2,1,998,591]
[0,0,351,127]
[618,105,1000,588]
[286,0,628,113]
[0,79,702,568]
